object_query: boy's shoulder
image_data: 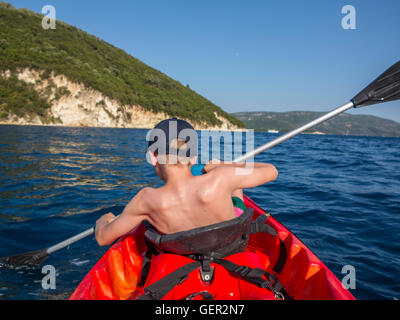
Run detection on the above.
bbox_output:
[131,187,159,210]
[138,186,157,197]
[138,186,168,202]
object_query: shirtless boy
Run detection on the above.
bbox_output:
[95,118,278,246]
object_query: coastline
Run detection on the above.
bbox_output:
[0,68,244,132]
[0,121,249,132]
[3,123,400,137]
[302,131,326,135]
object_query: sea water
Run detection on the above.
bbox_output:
[0,125,399,299]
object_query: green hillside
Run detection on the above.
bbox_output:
[0,2,244,128]
[233,111,400,137]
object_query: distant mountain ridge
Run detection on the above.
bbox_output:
[232,111,400,137]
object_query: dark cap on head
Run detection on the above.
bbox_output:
[147,118,198,157]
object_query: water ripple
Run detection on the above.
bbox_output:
[0,126,399,299]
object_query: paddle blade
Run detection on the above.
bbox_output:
[0,249,49,268]
[352,61,400,107]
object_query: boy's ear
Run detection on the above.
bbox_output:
[148,151,158,166]
[189,155,197,165]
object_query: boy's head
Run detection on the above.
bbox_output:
[146,118,198,180]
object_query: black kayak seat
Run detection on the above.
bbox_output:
[140,207,291,300]
[144,207,254,258]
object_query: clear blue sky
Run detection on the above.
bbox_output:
[8,0,400,122]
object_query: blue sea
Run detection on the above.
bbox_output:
[0,125,399,300]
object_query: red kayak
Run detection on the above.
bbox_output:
[70,195,355,300]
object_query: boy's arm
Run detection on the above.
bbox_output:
[204,159,237,173]
[207,161,278,191]
[95,188,151,246]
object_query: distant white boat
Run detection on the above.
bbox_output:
[267,129,279,133]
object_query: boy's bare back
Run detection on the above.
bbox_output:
[95,162,278,246]
[142,170,238,234]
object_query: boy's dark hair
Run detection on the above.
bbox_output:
[147,118,198,163]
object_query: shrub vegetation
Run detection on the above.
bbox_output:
[0,3,244,128]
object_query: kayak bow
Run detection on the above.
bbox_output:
[69,195,355,300]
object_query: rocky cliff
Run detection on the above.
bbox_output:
[1,68,239,130]
[0,3,244,130]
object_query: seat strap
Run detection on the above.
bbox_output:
[250,214,287,274]
[138,257,290,300]
[138,261,201,300]
[250,214,277,236]
[138,249,153,287]
[273,239,287,274]
[183,291,214,300]
[213,258,285,299]
[138,237,161,287]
